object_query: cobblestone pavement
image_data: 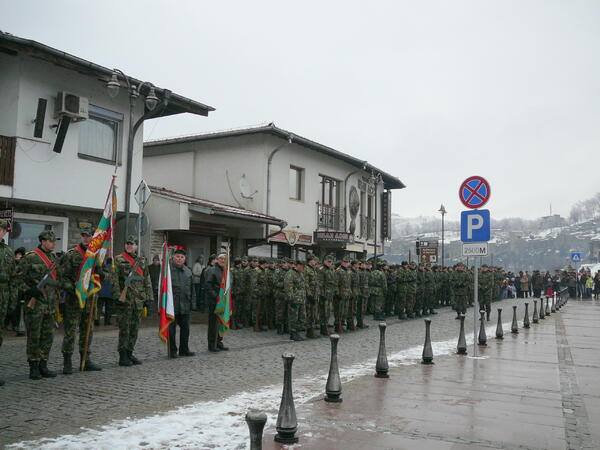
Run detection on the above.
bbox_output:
[0,296,545,446]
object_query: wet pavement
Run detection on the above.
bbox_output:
[263,298,600,450]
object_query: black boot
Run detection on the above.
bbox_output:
[118,350,133,367]
[29,361,42,380]
[277,324,284,335]
[39,360,57,378]
[81,353,102,371]
[128,351,142,365]
[63,353,73,375]
[216,341,229,351]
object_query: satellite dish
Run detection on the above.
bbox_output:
[239,174,258,199]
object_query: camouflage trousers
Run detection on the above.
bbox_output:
[384,292,395,314]
[253,296,267,327]
[305,297,319,328]
[415,291,424,313]
[405,291,416,315]
[372,294,385,315]
[333,296,349,324]
[319,295,331,327]
[25,303,55,361]
[356,295,367,322]
[61,295,96,355]
[118,302,142,352]
[232,293,244,323]
[0,288,9,348]
[423,289,435,310]
[346,295,357,321]
[264,295,275,327]
[395,290,406,315]
[275,294,287,327]
[288,302,305,333]
[454,294,468,315]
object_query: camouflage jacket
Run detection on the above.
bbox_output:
[114,252,153,308]
[17,247,59,313]
[359,269,370,297]
[336,267,353,299]
[57,244,87,300]
[304,264,320,300]
[273,267,289,298]
[319,266,338,298]
[0,240,17,303]
[369,269,388,297]
[284,268,306,305]
[405,268,418,294]
[453,271,471,296]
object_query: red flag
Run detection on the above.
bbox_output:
[158,242,175,342]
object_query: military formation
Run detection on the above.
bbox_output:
[229,253,508,341]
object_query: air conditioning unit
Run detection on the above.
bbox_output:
[55,91,89,120]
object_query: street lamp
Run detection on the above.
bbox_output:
[438,204,446,267]
[370,170,383,258]
[106,68,166,241]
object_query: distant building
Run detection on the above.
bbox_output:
[143,123,405,260]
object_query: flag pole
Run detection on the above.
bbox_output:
[80,293,96,371]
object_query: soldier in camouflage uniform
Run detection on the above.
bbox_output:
[114,235,153,367]
[395,262,408,319]
[318,255,336,336]
[384,263,396,317]
[273,258,290,334]
[303,255,320,338]
[0,219,17,385]
[405,262,418,318]
[349,260,361,330]
[266,259,277,329]
[253,258,268,331]
[423,264,437,315]
[357,260,370,328]
[58,226,103,374]
[284,260,306,341]
[370,259,388,321]
[17,230,60,380]
[239,256,251,327]
[415,263,426,317]
[478,265,493,321]
[335,256,353,333]
[452,263,470,317]
[230,257,242,329]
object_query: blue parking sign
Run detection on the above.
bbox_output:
[461,209,490,242]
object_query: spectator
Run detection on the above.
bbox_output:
[148,255,161,315]
[192,255,205,311]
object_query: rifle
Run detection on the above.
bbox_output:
[118,258,145,303]
[26,253,67,310]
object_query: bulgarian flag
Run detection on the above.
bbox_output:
[214,248,232,337]
[75,175,117,309]
[158,241,175,343]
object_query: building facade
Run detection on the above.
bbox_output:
[0,32,213,252]
[143,123,405,260]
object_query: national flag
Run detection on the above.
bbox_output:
[158,241,175,342]
[75,175,118,309]
[214,248,232,337]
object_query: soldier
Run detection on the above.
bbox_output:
[304,254,320,339]
[0,219,17,385]
[349,260,361,329]
[114,236,153,366]
[253,258,268,331]
[395,262,408,320]
[58,226,102,374]
[357,260,370,328]
[405,262,418,318]
[318,254,336,336]
[384,262,396,317]
[335,256,353,333]
[284,259,306,341]
[478,265,493,321]
[246,256,259,330]
[230,257,242,329]
[423,264,437,315]
[239,256,251,327]
[369,259,388,321]
[264,259,276,329]
[453,262,470,317]
[17,230,59,380]
[168,249,196,357]
[204,253,229,352]
[415,263,426,317]
[273,258,290,334]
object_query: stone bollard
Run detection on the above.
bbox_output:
[478,310,487,346]
[325,334,342,403]
[457,314,467,355]
[511,305,519,334]
[422,319,434,364]
[545,297,551,316]
[246,412,267,450]
[551,296,556,313]
[532,300,539,323]
[496,308,504,339]
[274,353,299,444]
[523,302,530,328]
[375,323,389,378]
[539,298,545,319]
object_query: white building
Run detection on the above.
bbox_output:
[0,31,214,252]
[143,123,405,260]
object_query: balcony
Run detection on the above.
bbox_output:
[317,203,345,231]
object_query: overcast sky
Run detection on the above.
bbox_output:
[2,0,599,223]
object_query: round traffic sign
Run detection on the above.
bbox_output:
[459,176,491,209]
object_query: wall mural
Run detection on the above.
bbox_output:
[348,185,360,235]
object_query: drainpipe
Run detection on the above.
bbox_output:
[265,134,293,237]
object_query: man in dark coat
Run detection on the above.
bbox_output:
[168,249,195,357]
[204,253,229,352]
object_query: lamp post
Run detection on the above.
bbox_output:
[438,204,446,267]
[106,69,161,241]
[370,171,382,258]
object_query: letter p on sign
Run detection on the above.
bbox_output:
[461,209,490,242]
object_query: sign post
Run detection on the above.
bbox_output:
[459,175,492,358]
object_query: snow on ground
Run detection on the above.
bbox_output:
[9,322,507,450]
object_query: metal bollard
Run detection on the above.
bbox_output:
[523,302,530,328]
[325,334,342,403]
[511,305,519,334]
[274,353,299,444]
[422,319,434,364]
[478,310,487,346]
[457,314,467,355]
[375,323,389,378]
[551,296,556,313]
[496,308,504,339]
[545,297,551,316]
[532,300,539,323]
[539,298,545,319]
[246,412,267,450]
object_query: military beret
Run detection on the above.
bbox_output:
[174,249,186,255]
[306,253,316,261]
[241,256,248,262]
[39,230,57,242]
[342,255,351,262]
[126,235,138,244]
[0,219,8,231]
[234,257,241,264]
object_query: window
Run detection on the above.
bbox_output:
[320,176,338,207]
[289,166,303,200]
[78,105,123,162]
